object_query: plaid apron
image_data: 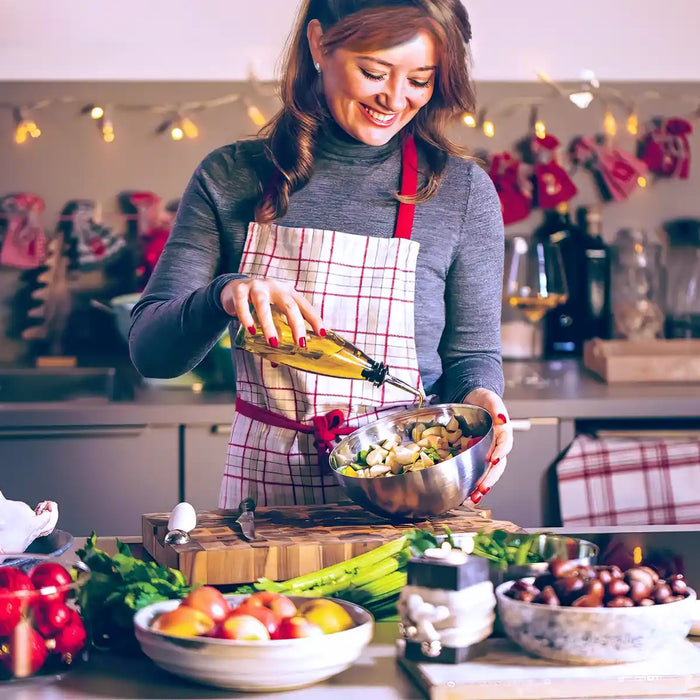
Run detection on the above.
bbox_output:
[219,136,425,507]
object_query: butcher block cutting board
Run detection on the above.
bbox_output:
[142,503,522,585]
[399,638,700,699]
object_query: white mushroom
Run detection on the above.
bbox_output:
[365,447,389,466]
[394,445,419,465]
[369,465,391,477]
[446,429,462,444]
[446,416,460,432]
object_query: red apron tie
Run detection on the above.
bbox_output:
[235,398,354,467]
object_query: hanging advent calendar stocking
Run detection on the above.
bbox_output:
[487,152,533,226]
[531,134,578,209]
[639,117,693,179]
[0,193,47,269]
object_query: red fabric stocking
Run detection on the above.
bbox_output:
[487,152,533,226]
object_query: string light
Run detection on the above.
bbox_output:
[170,124,184,141]
[626,110,639,135]
[482,120,495,138]
[462,112,476,127]
[246,103,267,128]
[12,108,41,143]
[603,109,617,137]
[534,120,546,139]
[90,106,104,120]
[637,176,647,188]
[569,90,594,109]
[181,116,199,139]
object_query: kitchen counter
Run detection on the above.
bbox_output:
[0,361,698,427]
[12,535,698,700]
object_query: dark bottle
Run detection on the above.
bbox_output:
[577,206,612,341]
[535,203,585,357]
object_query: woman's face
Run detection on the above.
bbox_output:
[309,23,437,146]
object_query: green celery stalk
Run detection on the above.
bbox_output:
[350,550,409,588]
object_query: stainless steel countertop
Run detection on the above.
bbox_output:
[0,361,697,427]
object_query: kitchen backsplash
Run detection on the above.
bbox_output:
[0,80,698,364]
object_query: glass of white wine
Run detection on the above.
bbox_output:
[502,235,568,387]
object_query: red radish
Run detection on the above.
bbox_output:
[49,610,86,658]
[29,563,72,603]
[33,600,71,637]
[1,619,47,678]
[0,588,21,636]
[0,568,34,594]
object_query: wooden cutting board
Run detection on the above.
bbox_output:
[399,638,700,699]
[142,503,522,586]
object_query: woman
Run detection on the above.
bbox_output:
[129,0,513,509]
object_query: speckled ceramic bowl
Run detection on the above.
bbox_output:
[496,579,697,665]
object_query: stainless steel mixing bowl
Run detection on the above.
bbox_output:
[329,403,492,520]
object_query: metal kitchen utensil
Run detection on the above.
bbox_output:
[234,498,266,542]
[329,403,492,520]
[164,502,197,545]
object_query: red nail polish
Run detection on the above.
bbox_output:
[299,337,307,349]
[470,491,482,504]
[319,328,327,338]
[269,337,279,348]
[478,485,491,495]
[497,413,507,424]
[248,325,257,335]
[491,457,500,466]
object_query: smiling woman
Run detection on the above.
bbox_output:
[129,0,513,510]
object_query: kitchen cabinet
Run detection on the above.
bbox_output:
[1,0,698,82]
[0,425,179,536]
[183,424,231,511]
[482,417,562,529]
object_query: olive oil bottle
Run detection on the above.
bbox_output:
[234,309,424,406]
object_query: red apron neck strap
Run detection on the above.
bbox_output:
[394,134,418,240]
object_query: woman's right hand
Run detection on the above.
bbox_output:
[221,277,325,347]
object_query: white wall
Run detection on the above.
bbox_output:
[1,0,699,82]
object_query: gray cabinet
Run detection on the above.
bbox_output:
[0,425,179,536]
[481,418,561,528]
[183,425,231,510]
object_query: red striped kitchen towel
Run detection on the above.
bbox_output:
[557,434,700,526]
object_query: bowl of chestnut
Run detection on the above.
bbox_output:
[496,560,696,665]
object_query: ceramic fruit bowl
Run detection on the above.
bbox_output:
[329,403,492,520]
[496,578,696,665]
[0,554,90,682]
[133,594,374,691]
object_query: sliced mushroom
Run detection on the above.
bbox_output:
[368,465,391,477]
[445,416,460,432]
[365,447,389,466]
[422,426,446,438]
[411,423,426,442]
[419,452,435,468]
[393,445,419,465]
[446,429,463,444]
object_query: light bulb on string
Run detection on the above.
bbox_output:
[246,102,267,128]
[170,125,184,141]
[626,110,639,135]
[603,109,617,138]
[91,106,104,120]
[181,116,199,139]
[12,107,40,143]
[637,175,647,188]
[534,120,546,139]
[101,117,115,142]
[462,112,476,127]
[482,120,495,138]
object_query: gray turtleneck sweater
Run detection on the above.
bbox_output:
[129,126,505,402]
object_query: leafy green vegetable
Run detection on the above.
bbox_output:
[470,529,542,571]
[76,533,191,653]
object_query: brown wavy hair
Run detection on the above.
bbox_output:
[255,0,476,223]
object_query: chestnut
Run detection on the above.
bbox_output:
[576,565,597,580]
[652,582,673,604]
[606,579,631,598]
[637,566,660,584]
[664,595,685,603]
[572,594,603,608]
[637,598,656,607]
[536,586,560,607]
[606,596,634,608]
[533,573,556,590]
[629,579,653,603]
[597,569,613,586]
[584,579,605,600]
[625,567,656,592]
[549,559,577,578]
[554,575,585,604]
[608,565,624,580]
[669,577,689,597]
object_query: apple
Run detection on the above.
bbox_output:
[298,599,354,634]
[29,563,72,603]
[273,615,324,640]
[242,591,297,619]
[151,605,215,638]
[228,605,279,637]
[219,614,270,641]
[182,586,229,622]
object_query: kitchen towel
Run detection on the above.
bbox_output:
[556,434,700,526]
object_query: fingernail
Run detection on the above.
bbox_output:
[470,491,482,504]
[497,413,507,424]
[491,457,500,466]
[478,485,491,495]
[268,336,279,348]
[319,328,327,338]
[248,325,257,335]
[299,337,306,348]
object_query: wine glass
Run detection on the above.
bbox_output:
[502,235,568,387]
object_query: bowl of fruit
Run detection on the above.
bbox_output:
[0,554,89,682]
[496,561,696,665]
[133,587,374,691]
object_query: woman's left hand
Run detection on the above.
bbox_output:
[462,388,513,504]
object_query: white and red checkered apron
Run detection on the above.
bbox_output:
[219,136,425,508]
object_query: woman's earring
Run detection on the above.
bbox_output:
[314,61,321,73]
